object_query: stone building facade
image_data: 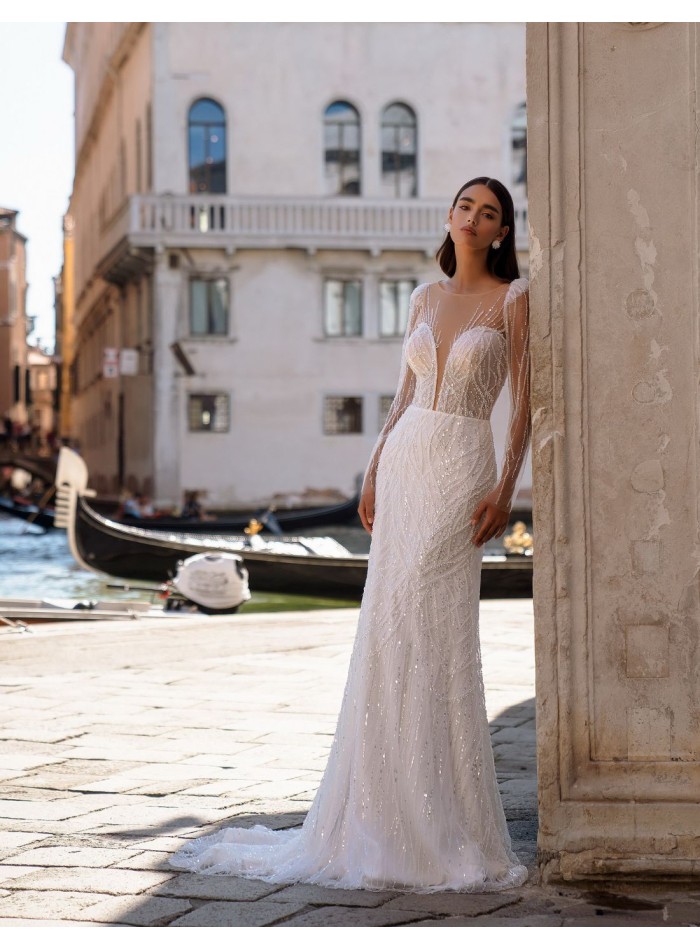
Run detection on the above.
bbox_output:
[0,208,29,434]
[62,22,528,505]
[26,345,57,443]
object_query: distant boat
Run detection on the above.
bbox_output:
[0,495,55,530]
[95,492,362,535]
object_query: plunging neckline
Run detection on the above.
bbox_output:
[418,281,510,412]
[417,322,506,412]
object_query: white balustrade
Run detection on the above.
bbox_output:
[102,194,529,256]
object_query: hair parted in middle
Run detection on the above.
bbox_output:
[435,176,520,283]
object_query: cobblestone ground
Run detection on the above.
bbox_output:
[0,602,698,927]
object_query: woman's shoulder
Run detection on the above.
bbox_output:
[408,282,432,313]
[503,276,529,309]
[411,281,432,299]
[506,276,529,296]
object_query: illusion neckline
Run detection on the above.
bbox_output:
[434,280,511,297]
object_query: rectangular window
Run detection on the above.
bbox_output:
[188,393,230,432]
[323,396,363,435]
[190,278,229,336]
[323,279,362,336]
[379,279,416,336]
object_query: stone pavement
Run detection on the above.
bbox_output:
[0,601,698,927]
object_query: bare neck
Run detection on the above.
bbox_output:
[449,248,497,292]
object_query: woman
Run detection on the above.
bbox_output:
[169,176,531,893]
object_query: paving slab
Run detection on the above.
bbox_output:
[0,889,107,919]
[1,867,173,895]
[0,917,122,926]
[168,899,308,926]
[262,882,402,907]
[72,894,193,925]
[274,904,427,926]
[112,850,176,871]
[4,846,126,868]
[407,913,564,926]
[157,873,287,901]
[381,891,521,916]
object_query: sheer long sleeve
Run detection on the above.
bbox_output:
[493,278,531,511]
[361,284,424,495]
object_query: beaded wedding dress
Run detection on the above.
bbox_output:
[169,276,532,893]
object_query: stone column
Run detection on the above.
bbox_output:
[528,21,700,881]
[152,253,182,504]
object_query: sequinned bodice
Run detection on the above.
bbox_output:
[406,319,508,417]
[362,276,531,511]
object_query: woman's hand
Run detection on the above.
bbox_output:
[358,485,376,535]
[470,489,511,547]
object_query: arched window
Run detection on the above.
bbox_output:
[380,102,417,198]
[188,98,226,194]
[510,101,527,189]
[324,101,361,196]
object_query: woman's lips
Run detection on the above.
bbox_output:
[462,227,476,234]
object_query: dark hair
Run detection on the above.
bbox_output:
[435,176,520,281]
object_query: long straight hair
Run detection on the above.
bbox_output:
[436,177,520,282]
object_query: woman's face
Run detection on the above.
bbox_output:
[447,184,508,250]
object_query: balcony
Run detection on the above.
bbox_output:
[98,193,529,284]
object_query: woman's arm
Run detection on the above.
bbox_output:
[492,278,532,512]
[361,284,424,495]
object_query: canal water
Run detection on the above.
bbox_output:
[0,514,370,614]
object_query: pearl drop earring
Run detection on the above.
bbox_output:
[491,239,501,249]
[443,223,451,233]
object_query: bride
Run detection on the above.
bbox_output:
[169,176,532,893]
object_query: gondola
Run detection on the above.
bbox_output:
[55,448,533,599]
[93,491,362,534]
[0,495,56,530]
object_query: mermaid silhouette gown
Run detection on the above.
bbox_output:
[168,277,532,892]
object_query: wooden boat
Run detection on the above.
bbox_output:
[97,494,362,534]
[55,448,532,599]
[0,495,56,530]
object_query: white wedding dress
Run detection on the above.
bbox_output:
[169,276,532,893]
